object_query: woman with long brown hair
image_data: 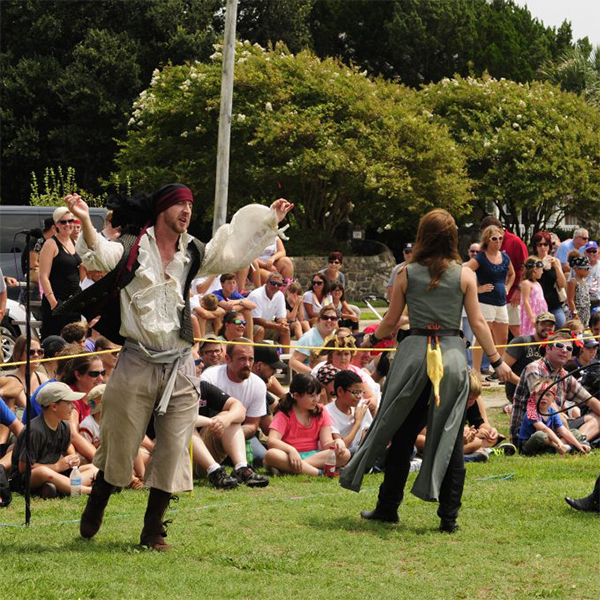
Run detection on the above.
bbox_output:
[341,209,510,533]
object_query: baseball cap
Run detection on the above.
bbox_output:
[254,346,286,370]
[37,382,86,407]
[52,207,70,223]
[403,243,414,252]
[583,337,599,349]
[199,334,222,350]
[42,335,66,359]
[536,312,556,324]
[585,241,598,251]
[43,217,55,231]
[87,384,106,414]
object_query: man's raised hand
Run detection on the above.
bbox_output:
[64,193,90,221]
[270,198,294,223]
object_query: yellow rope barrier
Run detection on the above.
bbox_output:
[0,334,598,369]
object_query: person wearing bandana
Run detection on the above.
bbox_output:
[63,185,292,550]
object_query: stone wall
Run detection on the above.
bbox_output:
[290,247,396,302]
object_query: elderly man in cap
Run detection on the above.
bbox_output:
[65,185,292,549]
[10,382,97,498]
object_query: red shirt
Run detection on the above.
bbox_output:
[70,384,90,424]
[501,230,529,302]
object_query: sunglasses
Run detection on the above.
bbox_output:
[312,280,324,286]
[526,261,544,269]
[268,281,284,287]
[59,219,75,224]
[586,249,597,254]
[536,242,549,247]
[553,342,573,352]
[468,249,478,254]
[321,315,339,322]
[578,236,589,240]
[29,348,44,357]
[329,260,341,264]
[490,236,503,242]
[232,319,247,326]
[86,369,106,378]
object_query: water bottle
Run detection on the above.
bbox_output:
[70,465,82,497]
[324,447,336,478]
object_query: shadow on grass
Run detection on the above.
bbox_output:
[0,538,143,556]
[308,514,439,538]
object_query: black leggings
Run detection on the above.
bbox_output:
[377,382,466,513]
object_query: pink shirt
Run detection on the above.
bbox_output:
[270,406,332,452]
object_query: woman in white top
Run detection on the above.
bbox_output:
[257,238,294,285]
[303,272,332,326]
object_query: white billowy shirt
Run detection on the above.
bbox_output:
[76,204,280,350]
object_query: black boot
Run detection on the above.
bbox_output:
[565,474,600,513]
[140,488,175,551]
[360,505,400,523]
[80,470,116,539]
[437,468,466,533]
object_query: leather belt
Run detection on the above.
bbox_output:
[408,328,461,337]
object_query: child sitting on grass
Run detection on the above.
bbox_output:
[265,373,350,476]
[10,382,98,497]
[518,378,591,455]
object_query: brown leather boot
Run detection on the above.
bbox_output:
[139,488,175,551]
[80,471,115,539]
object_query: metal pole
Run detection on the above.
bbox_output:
[212,0,238,235]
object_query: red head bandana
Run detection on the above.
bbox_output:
[153,183,194,216]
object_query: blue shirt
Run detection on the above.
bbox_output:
[475,251,510,306]
[519,407,563,442]
[214,289,244,302]
[556,239,585,265]
[295,327,326,359]
[0,397,16,427]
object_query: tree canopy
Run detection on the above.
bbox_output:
[422,75,600,233]
[115,43,472,236]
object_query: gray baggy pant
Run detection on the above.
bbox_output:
[93,344,198,492]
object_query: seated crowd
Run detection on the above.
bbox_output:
[1,212,599,500]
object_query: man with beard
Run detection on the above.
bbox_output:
[510,331,600,447]
[201,339,269,485]
[66,186,291,550]
[503,312,556,405]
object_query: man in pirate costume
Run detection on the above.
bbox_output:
[62,185,292,550]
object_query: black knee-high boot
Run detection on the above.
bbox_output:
[80,470,116,538]
[437,467,466,533]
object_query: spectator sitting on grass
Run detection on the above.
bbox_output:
[311,334,380,408]
[462,369,516,462]
[192,293,225,338]
[0,397,24,470]
[289,306,339,374]
[198,335,225,371]
[190,379,265,489]
[200,339,270,486]
[10,382,98,497]
[285,281,310,340]
[39,335,67,380]
[214,273,258,340]
[325,370,372,455]
[247,272,290,347]
[303,273,332,326]
[264,373,350,476]
[510,330,600,446]
[518,378,591,455]
[329,283,359,332]
[60,321,88,349]
[315,363,340,405]
[94,336,120,381]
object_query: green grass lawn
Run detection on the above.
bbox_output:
[2,415,599,600]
